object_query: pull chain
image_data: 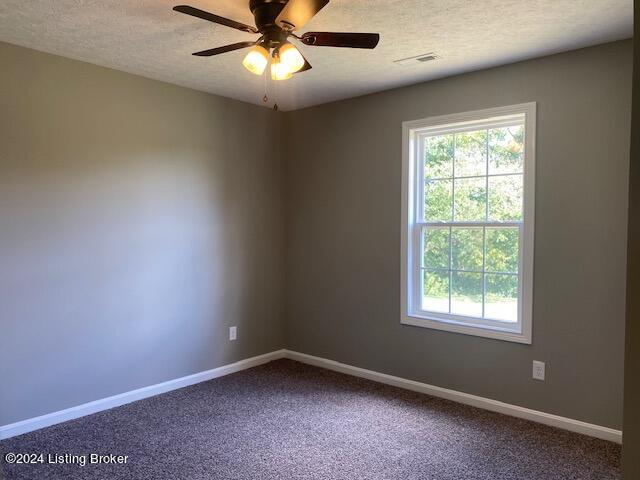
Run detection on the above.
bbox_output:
[261,55,278,111]
[272,73,279,111]
[263,66,269,104]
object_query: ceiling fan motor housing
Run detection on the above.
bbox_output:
[249,0,289,48]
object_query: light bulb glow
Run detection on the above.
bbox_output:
[242,45,269,75]
[271,54,293,81]
[279,43,305,73]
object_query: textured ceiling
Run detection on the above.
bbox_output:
[0,1,632,111]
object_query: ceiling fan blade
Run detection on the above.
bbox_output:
[192,41,257,57]
[275,0,329,31]
[173,5,258,34]
[295,56,313,74]
[301,32,380,49]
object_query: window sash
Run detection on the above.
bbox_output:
[415,126,525,225]
[401,103,535,344]
[410,223,524,331]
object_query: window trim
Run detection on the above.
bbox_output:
[401,103,536,344]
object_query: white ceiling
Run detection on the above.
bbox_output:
[0,1,632,111]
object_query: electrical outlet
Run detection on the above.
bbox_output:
[229,326,237,341]
[532,360,545,381]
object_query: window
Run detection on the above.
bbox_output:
[401,104,535,343]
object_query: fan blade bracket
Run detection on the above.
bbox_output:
[279,20,296,32]
[302,34,317,45]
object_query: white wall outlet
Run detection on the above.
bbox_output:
[532,360,545,381]
[229,326,237,341]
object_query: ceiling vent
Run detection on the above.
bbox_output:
[394,53,441,67]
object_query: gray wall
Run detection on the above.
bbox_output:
[623,4,639,476]
[0,39,632,432]
[0,41,286,425]
[285,40,632,429]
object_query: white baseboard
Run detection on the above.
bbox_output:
[1,348,622,444]
[283,350,622,444]
[0,349,286,440]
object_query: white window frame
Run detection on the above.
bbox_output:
[401,103,536,344]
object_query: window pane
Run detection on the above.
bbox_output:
[454,177,486,221]
[485,274,518,322]
[423,227,450,269]
[425,134,454,179]
[454,130,487,177]
[488,174,522,221]
[489,125,524,175]
[425,179,453,222]
[452,227,483,272]
[485,228,519,273]
[423,270,449,313]
[451,272,482,317]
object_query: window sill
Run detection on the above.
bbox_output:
[401,313,532,344]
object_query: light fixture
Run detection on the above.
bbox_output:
[270,52,293,81]
[173,2,381,86]
[242,44,269,75]
[278,43,305,74]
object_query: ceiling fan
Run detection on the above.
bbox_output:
[173,0,380,81]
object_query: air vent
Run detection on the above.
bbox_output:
[394,53,441,67]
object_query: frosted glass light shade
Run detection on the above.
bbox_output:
[242,45,269,75]
[271,56,293,81]
[279,43,305,73]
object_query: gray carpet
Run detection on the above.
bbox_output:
[0,359,620,479]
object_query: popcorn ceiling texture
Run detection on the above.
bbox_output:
[0,0,632,111]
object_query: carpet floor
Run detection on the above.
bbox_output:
[0,359,620,479]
